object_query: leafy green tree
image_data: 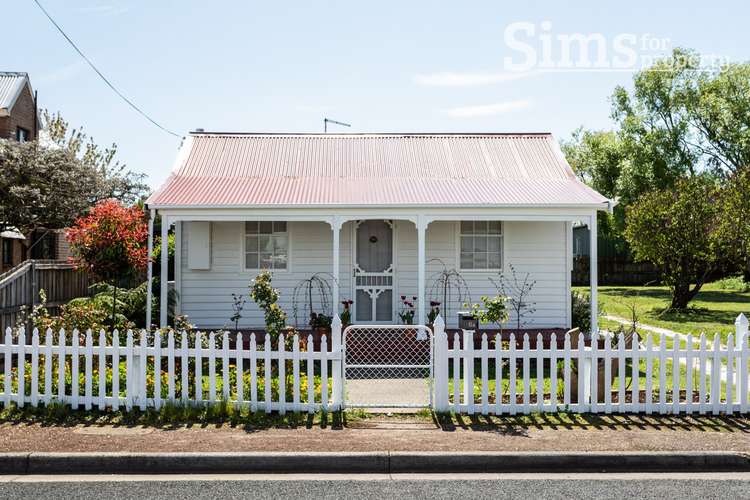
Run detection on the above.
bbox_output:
[561,129,629,238]
[719,168,750,278]
[684,63,750,173]
[567,49,750,199]
[565,49,750,276]
[624,177,731,309]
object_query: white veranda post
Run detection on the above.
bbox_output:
[145,209,155,329]
[331,218,341,315]
[590,212,598,334]
[417,217,427,326]
[160,214,169,328]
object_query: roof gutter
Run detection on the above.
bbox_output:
[147,202,612,211]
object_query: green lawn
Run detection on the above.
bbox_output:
[574,283,750,342]
[450,354,732,405]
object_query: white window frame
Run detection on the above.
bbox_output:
[16,127,29,143]
[241,221,291,273]
[456,220,503,272]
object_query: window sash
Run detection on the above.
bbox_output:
[16,127,28,143]
[459,221,502,271]
[244,221,288,270]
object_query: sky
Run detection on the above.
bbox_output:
[4,0,748,190]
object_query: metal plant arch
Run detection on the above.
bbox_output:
[426,258,472,322]
[290,272,339,329]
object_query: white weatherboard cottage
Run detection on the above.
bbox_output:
[146,133,612,332]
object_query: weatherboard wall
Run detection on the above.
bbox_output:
[177,220,570,330]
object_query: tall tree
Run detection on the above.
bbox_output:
[719,168,750,279]
[561,128,629,237]
[0,112,149,234]
[42,110,149,205]
[686,63,750,173]
[624,176,731,309]
[0,140,100,233]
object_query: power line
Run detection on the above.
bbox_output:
[31,0,181,138]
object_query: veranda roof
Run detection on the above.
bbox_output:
[147,132,610,209]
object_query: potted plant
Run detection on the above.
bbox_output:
[427,300,441,330]
[398,295,416,325]
[340,299,353,328]
[309,312,333,343]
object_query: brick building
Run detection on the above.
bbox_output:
[0,72,38,142]
[0,72,39,272]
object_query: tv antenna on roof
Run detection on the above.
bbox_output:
[324,117,351,133]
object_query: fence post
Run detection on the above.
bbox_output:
[331,314,343,411]
[578,333,591,412]
[432,315,449,413]
[462,328,475,414]
[736,313,748,348]
[27,260,37,332]
[736,314,748,413]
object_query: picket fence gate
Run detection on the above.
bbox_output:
[1,313,749,416]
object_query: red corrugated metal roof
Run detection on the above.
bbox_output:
[147,133,609,208]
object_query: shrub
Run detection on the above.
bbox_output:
[714,275,750,292]
[571,291,592,334]
[465,295,509,330]
[250,271,287,340]
[67,199,149,328]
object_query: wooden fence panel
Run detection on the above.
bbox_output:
[0,260,93,332]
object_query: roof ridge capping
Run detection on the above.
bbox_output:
[187,131,554,137]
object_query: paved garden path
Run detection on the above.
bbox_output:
[603,315,709,345]
[603,315,730,383]
[345,378,430,410]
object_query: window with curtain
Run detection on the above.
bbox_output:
[459,221,502,270]
[244,221,288,270]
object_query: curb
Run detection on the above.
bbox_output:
[0,451,748,475]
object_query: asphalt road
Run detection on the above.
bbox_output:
[1,474,749,499]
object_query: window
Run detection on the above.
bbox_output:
[244,221,288,270]
[2,239,12,267]
[15,127,29,143]
[459,221,502,270]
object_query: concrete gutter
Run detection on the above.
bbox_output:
[1,451,749,475]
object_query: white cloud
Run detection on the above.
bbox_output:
[442,99,532,118]
[413,71,533,87]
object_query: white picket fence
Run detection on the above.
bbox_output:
[2,313,749,416]
[1,325,343,414]
[432,314,750,415]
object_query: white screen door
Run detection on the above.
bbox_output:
[353,220,394,323]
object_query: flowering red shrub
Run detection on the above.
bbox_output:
[66,199,149,282]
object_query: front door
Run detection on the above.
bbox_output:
[353,220,394,323]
